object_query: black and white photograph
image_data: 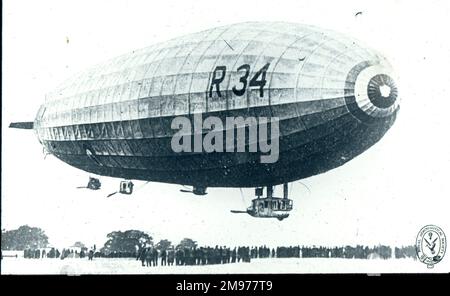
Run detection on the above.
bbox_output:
[2,0,449,278]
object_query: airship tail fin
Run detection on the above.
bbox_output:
[9,121,34,129]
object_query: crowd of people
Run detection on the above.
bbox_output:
[137,246,251,267]
[274,245,395,259]
[17,244,417,265]
[22,248,95,260]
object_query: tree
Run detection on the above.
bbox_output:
[156,239,172,251]
[1,225,49,250]
[101,230,152,255]
[72,241,88,251]
[177,238,197,250]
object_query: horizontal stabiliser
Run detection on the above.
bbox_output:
[9,121,34,129]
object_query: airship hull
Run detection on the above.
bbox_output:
[34,22,399,187]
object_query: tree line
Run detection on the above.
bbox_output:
[1,225,417,260]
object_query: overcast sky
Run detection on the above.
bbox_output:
[2,0,450,265]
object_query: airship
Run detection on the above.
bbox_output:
[10,22,399,220]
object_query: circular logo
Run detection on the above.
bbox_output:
[416,225,446,268]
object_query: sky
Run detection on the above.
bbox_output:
[2,0,450,264]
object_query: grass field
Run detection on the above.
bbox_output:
[1,257,443,274]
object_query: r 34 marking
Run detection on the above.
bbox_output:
[209,63,270,98]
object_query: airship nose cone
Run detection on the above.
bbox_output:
[368,74,398,108]
[345,61,400,125]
